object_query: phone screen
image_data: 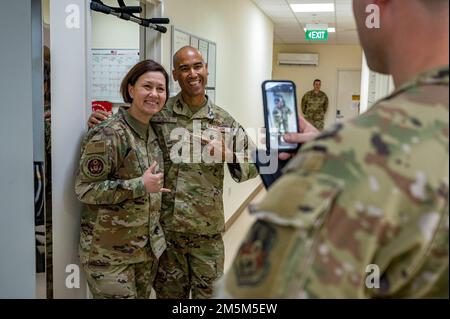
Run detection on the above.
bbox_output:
[262,81,299,152]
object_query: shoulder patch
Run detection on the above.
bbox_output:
[234,221,277,286]
[85,141,106,155]
[82,155,108,179]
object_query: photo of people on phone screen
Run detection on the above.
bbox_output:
[264,82,298,150]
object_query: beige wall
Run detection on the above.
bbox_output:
[273,44,362,128]
[43,0,50,25]
[162,0,273,220]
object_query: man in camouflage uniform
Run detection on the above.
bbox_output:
[219,0,449,298]
[272,95,292,143]
[301,79,328,130]
[151,46,258,299]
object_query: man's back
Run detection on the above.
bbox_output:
[222,66,449,298]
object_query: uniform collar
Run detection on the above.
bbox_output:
[119,107,155,141]
[392,65,449,97]
[172,92,215,120]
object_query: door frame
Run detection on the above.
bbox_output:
[335,67,362,122]
[140,0,164,63]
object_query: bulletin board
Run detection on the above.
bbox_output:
[92,49,140,103]
[171,27,217,102]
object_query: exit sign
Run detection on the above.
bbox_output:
[306,30,328,41]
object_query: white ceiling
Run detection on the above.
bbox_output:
[253,0,360,45]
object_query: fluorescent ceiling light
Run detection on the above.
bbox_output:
[291,3,335,13]
[304,27,336,32]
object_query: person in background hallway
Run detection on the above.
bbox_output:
[75,60,170,299]
[301,79,328,130]
[219,0,449,298]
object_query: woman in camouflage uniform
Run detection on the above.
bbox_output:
[75,60,171,299]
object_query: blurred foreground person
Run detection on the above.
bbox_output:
[219,0,449,298]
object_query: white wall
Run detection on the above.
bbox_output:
[161,0,274,220]
[0,0,38,298]
[50,0,90,298]
[273,44,362,129]
[91,0,140,49]
[360,53,395,113]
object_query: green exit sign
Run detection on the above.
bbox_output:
[306,30,328,41]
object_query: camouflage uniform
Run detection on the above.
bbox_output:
[301,90,329,130]
[151,93,259,299]
[220,66,449,298]
[75,107,166,299]
[273,105,292,136]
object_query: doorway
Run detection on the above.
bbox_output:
[336,69,362,123]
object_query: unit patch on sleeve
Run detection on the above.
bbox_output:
[82,155,108,179]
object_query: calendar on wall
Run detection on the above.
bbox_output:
[92,49,140,103]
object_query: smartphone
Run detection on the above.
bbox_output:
[262,80,300,152]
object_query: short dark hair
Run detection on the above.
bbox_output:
[274,95,285,104]
[313,79,321,84]
[120,60,170,104]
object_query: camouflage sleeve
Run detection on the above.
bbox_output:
[221,143,449,298]
[227,121,259,183]
[301,94,307,115]
[323,94,329,113]
[74,127,146,205]
[220,155,347,298]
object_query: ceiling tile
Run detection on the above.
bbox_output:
[255,0,360,45]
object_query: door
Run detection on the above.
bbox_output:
[336,70,362,123]
[0,0,41,298]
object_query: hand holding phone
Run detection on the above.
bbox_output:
[262,80,300,153]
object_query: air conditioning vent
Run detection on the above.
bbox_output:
[278,53,319,66]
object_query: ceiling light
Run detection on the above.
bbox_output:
[291,3,335,13]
